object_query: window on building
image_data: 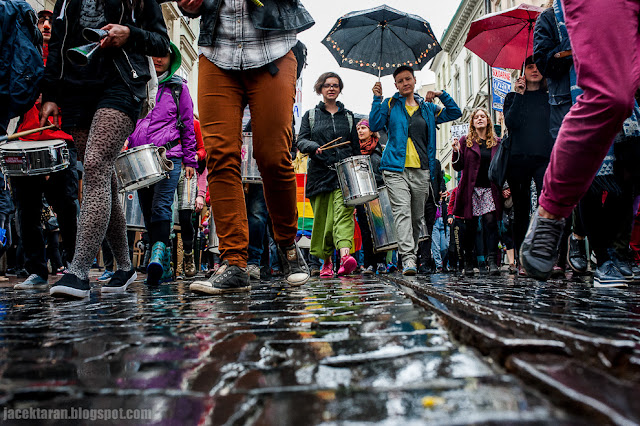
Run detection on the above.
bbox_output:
[454,74,461,104]
[465,57,473,99]
[479,57,487,82]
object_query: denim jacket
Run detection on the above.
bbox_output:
[181,0,314,47]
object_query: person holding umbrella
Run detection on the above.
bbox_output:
[503,56,554,275]
[369,66,461,275]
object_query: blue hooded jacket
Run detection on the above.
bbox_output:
[369,91,461,177]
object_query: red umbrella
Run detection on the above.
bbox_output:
[464,4,545,70]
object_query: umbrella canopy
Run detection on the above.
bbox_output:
[322,4,442,78]
[465,4,545,70]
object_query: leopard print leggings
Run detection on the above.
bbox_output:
[67,108,133,280]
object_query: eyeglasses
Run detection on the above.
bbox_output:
[322,83,340,89]
[38,16,52,24]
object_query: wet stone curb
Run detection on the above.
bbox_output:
[389,273,640,425]
[0,274,577,424]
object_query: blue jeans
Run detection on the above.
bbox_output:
[246,184,269,266]
[431,217,449,268]
[138,158,182,225]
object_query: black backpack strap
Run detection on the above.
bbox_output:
[170,83,185,130]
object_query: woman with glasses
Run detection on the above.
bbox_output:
[297,72,360,278]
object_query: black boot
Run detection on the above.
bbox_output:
[418,239,432,274]
[488,254,499,276]
[464,255,475,276]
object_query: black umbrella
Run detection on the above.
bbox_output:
[321,4,442,79]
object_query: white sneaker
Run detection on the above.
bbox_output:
[14,274,48,290]
[247,264,261,280]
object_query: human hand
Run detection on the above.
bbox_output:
[502,188,511,199]
[185,167,195,179]
[451,138,460,152]
[177,0,203,14]
[372,82,382,97]
[424,90,443,102]
[195,195,204,212]
[39,102,60,128]
[100,24,130,48]
[514,77,526,95]
[447,217,453,225]
[315,148,323,155]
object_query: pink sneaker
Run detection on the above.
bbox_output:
[320,260,334,278]
[338,255,357,276]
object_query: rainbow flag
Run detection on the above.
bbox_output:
[296,173,314,231]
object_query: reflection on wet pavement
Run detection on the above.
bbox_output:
[392,272,640,424]
[0,275,574,424]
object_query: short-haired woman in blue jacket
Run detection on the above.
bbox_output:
[369,66,461,275]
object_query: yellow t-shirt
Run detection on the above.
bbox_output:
[404,104,421,168]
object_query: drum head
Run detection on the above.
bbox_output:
[1,139,66,150]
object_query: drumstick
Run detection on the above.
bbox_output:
[0,124,57,142]
[320,137,342,149]
[321,140,351,151]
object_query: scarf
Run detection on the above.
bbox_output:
[360,136,378,155]
[157,70,169,83]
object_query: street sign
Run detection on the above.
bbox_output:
[492,68,512,112]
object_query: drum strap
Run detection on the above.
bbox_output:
[162,138,180,151]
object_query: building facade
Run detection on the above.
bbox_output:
[431,0,548,189]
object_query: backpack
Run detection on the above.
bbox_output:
[308,107,353,134]
[0,0,44,120]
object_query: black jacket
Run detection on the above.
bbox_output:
[297,101,359,198]
[503,90,554,158]
[181,0,314,47]
[43,0,169,104]
[533,7,572,107]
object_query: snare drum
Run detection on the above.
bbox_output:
[241,132,262,183]
[119,191,146,231]
[364,186,427,253]
[335,155,378,205]
[0,140,69,176]
[115,144,167,192]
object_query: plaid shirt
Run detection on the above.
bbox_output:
[200,0,297,71]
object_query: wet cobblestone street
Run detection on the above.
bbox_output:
[0,273,575,425]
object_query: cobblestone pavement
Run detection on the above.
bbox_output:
[0,272,575,425]
[391,272,640,425]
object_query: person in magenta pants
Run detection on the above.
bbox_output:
[521,0,640,280]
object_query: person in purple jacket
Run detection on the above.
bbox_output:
[128,42,197,285]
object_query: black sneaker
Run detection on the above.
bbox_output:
[190,261,250,295]
[101,269,137,293]
[50,273,91,299]
[608,249,634,281]
[277,242,310,286]
[520,210,566,281]
[594,261,628,288]
[567,234,588,274]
